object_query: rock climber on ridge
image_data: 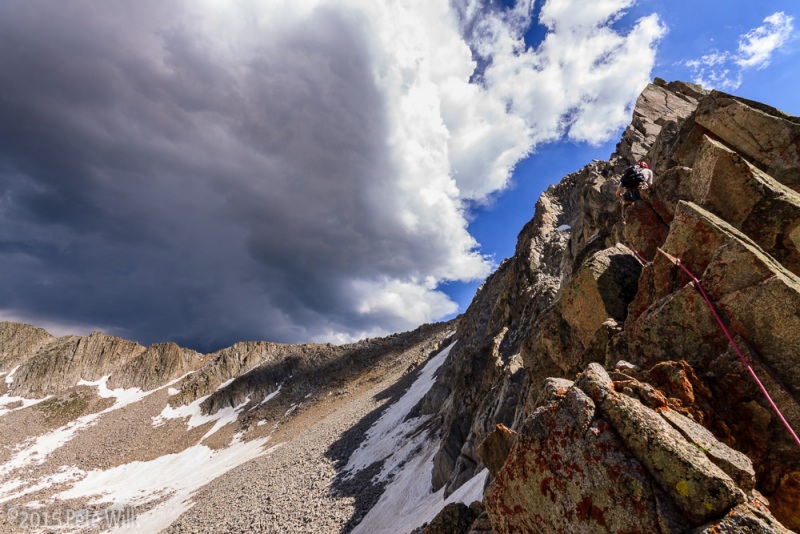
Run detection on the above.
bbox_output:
[616,161,653,215]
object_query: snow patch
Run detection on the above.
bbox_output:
[152,393,251,441]
[56,434,278,533]
[0,376,157,483]
[555,224,571,231]
[4,365,19,384]
[77,376,149,407]
[344,340,488,534]
[253,384,282,409]
[345,342,454,479]
[0,466,84,504]
[0,373,196,501]
[352,437,488,534]
[160,371,195,397]
[216,377,236,391]
[0,391,51,417]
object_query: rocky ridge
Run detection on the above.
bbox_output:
[423,79,708,496]
[420,79,800,532]
[0,319,454,533]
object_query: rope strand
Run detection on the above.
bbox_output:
[626,241,651,265]
[672,257,800,448]
[623,240,799,447]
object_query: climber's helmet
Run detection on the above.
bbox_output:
[637,161,649,169]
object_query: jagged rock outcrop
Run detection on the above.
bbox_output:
[164,321,453,415]
[618,166,800,522]
[427,79,799,531]
[616,78,706,165]
[424,79,706,498]
[488,376,677,533]
[422,502,481,534]
[624,201,800,397]
[173,341,294,406]
[201,322,453,418]
[648,125,800,277]
[485,364,788,533]
[424,162,619,495]
[0,313,452,411]
[8,331,146,395]
[1,318,454,425]
[0,322,54,370]
[476,424,517,478]
[620,92,800,507]
[1,326,206,396]
[523,243,641,384]
[692,91,800,190]
[107,342,204,391]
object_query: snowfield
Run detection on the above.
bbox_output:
[0,333,467,533]
[346,341,489,534]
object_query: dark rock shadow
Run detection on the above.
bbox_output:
[596,252,643,322]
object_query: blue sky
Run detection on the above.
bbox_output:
[0,1,797,350]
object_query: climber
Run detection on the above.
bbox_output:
[637,161,654,187]
[616,161,653,214]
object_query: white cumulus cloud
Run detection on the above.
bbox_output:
[461,0,666,149]
[686,11,794,90]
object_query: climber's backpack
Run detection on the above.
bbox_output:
[620,165,645,189]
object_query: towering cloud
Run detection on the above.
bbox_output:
[0,0,663,350]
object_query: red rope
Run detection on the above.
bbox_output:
[624,240,799,446]
[673,258,800,448]
[626,241,651,265]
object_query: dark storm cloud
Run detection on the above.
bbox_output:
[0,1,420,350]
[1,1,661,350]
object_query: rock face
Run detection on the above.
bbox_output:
[617,78,705,165]
[476,424,517,478]
[772,472,800,530]
[199,322,452,417]
[423,502,480,534]
[485,365,790,533]
[523,243,641,382]
[486,370,686,533]
[425,80,799,532]
[9,332,146,395]
[693,92,800,190]
[0,322,54,371]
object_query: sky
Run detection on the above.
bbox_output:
[0,0,797,352]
